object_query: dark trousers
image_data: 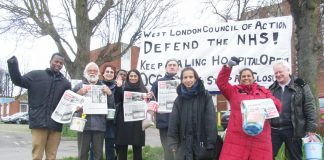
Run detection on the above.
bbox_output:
[116,145,142,160]
[77,131,105,160]
[159,128,174,160]
[105,138,115,160]
[271,128,302,160]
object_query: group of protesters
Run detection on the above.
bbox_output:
[7,53,317,160]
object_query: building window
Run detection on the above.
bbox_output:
[20,104,28,112]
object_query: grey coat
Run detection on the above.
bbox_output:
[73,80,114,132]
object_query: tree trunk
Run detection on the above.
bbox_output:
[289,0,321,96]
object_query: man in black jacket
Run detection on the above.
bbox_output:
[7,53,71,160]
[149,58,180,160]
[269,60,317,160]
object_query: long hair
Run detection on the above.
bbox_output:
[125,69,148,93]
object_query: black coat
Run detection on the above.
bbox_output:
[168,80,217,160]
[114,85,146,146]
[7,58,71,132]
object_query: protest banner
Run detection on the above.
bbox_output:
[138,16,293,92]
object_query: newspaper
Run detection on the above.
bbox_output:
[123,91,148,122]
[51,90,86,124]
[157,80,180,113]
[83,84,108,114]
[241,98,279,119]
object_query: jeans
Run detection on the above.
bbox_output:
[105,138,116,160]
[271,128,302,160]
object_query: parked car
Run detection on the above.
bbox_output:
[0,115,10,122]
[16,114,29,124]
[221,110,230,130]
[4,112,28,124]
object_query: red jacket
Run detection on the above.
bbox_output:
[216,66,281,160]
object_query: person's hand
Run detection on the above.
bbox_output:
[227,56,241,67]
[76,106,83,112]
[78,88,88,95]
[146,91,154,99]
[102,85,112,95]
[116,75,123,87]
[7,56,18,63]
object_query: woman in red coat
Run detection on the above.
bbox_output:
[216,57,281,160]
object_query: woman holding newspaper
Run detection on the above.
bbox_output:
[114,69,148,160]
[216,57,281,160]
[167,67,218,160]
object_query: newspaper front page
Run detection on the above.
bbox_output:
[123,91,148,122]
[51,90,86,124]
[83,84,108,114]
[157,80,180,113]
[241,98,279,119]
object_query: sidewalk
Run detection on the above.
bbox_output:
[57,127,162,159]
[0,124,162,159]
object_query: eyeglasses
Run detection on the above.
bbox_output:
[105,71,115,74]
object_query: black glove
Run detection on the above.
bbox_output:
[227,56,241,67]
[7,56,18,64]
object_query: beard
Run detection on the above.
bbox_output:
[84,74,99,83]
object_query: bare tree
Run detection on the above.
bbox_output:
[288,0,322,96]
[202,0,283,22]
[0,68,15,97]
[0,0,175,79]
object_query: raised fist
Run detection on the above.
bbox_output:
[7,56,18,63]
[227,56,241,67]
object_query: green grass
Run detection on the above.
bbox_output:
[62,146,163,160]
[62,124,77,137]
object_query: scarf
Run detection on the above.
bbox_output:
[180,80,200,98]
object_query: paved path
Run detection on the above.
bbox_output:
[0,123,161,159]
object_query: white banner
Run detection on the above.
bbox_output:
[138,16,293,92]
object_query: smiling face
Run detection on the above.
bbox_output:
[103,67,115,81]
[165,60,179,75]
[128,71,139,84]
[273,64,290,85]
[239,69,255,85]
[50,55,64,72]
[182,70,197,89]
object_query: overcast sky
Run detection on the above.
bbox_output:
[0,0,221,72]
